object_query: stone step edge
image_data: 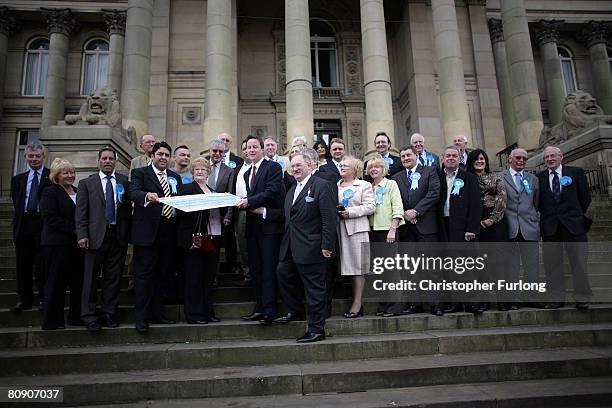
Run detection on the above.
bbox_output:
[2,347,611,404]
[84,376,612,408]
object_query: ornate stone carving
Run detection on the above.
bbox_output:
[276,43,286,94]
[539,90,612,147]
[182,107,201,125]
[0,6,19,36]
[278,119,287,151]
[350,120,363,156]
[534,19,564,47]
[102,9,127,36]
[65,87,121,128]
[487,19,504,44]
[41,8,78,37]
[344,44,362,95]
[580,21,610,48]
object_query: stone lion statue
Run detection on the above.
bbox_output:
[65,87,121,127]
[539,90,611,147]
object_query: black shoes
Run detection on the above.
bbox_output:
[430,306,444,316]
[403,305,423,315]
[259,315,276,325]
[296,332,325,343]
[206,316,221,323]
[274,313,305,324]
[344,306,364,319]
[575,302,590,310]
[545,302,565,309]
[10,301,32,313]
[187,320,208,324]
[101,314,119,328]
[240,312,263,321]
[86,321,102,333]
[151,316,176,324]
[135,322,149,333]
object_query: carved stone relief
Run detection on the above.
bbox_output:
[343,44,362,96]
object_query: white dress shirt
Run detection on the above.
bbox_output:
[99,171,118,223]
[444,168,458,217]
[548,165,563,191]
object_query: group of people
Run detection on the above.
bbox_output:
[10,128,593,343]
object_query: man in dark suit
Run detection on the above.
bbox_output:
[237,135,284,324]
[364,132,403,182]
[317,137,345,183]
[537,146,592,310]
[10,141,51,312]
[218,132,244,170]
[453,134,473,171]
[130,141,183,332]
[272,152,337,342]
[438,145,481,314]
[392,145,441,315]
[411,133,440,168]
[76,147,132,332]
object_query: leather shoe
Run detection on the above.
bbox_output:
[101,314,119,328]
[135,322,149,333]
[431,306,444,316]
[402,305,422,314]
[240,312,263,321]
[443,304,462,313]
[575,302,590,310]
[86,321,102,333]
[296,331,325,343]
[545,302,564,309]
[274,313,304,324]
[151,317,176,324]
[10,301,32,313]
[259,315,276,325]
[206,316,221,323]
[187,320,208,324]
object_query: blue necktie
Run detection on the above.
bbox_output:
[26,171,39,212]
[514,172,522,191]
[552,171,561,202]
[105,176,116,223]
[407,169,412,185]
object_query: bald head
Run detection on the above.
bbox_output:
[410,133,425,154]
[543,146,563,170]
[453,134,468,151]
[140,134,156,156]
[218,133,232,152]
[509,148,529,171]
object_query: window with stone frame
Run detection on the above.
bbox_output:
[22,37,49,96]
[558,45,577,95]
[310,19,338,88]
[81,38,109,95]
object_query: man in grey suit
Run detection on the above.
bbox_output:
[76,147,132,332]
[502,147,543,308]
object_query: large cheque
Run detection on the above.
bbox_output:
[158,193,240,212]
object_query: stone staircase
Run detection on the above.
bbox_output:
[1,198,612,406]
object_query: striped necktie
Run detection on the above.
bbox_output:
[158,171,174,218]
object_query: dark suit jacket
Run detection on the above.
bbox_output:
[11,167,51,241]
[537,165,591,237]
[176,182,214,248]
[317,160,342,183]
[392,165,440,235]
[438,168,481,242]
[417,150,440,168]
[279,176,338,264]
[75,172,132,249]
[244,158,284,236]
[40,184,78,246]
[364,153,403,182]
[130,166,183,246]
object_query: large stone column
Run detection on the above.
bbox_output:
[285,0,314,141]
[40,8,78,137]
[0,7,18,121]
[431,0,472,145]
[103,9,126,93]
[203,0,233,146]
[360,0,394,154]
[121,0,154,139]
[501,0,543,151]
[581,21,612,114]
[534,19,565,125]
[488,18,517,145]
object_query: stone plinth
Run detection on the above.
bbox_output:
[45,124,138,182]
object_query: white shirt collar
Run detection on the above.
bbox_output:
[408,163,419,173]
[98,170,116,180]
[509,167,522,177]
[296,172,312,188]
[549,165,562,175]
[152,164,166,175]
[252,157,265,169]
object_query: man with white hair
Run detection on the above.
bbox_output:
[218,133,244,170]
[537,146,592,310]
[452,134,470,169]
[264,136,290,172]
[129,134,156,178]
[410,133,439,168]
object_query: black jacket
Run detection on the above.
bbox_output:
[40,184,78,246]
[11,167,51,240]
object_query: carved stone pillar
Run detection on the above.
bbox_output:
[285,0,314,141]
[203,0,233,146]
[103,9,126,93]
[121,0,154,139]
[431,0,472,145]
[501,0,543,151]
[534,19,565,125]
[40,8,78,136]
[488,18,517,145]
[0,7,18,120]
[581,21,612,114]
[360,0,394,155]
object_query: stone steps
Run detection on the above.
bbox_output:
[85,377,612,408]
[3,347,611,405]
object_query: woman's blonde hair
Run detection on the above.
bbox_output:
[49,158,75,184]
[189,156,211,173]
[365,156,389,177]
[342,155,363,179]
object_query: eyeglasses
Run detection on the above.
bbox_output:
[211,149,224,153]
[513,156,528,161]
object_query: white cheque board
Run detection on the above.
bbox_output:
[158,193,240,212]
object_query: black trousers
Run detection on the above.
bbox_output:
[133,219,177,324]
[182,238,220,322]
[247,232,281,317]
[277,253,327,334]
[42,245,83,328]
[14,213,45,306]
[81,226,128,323]
[542,223,591,303]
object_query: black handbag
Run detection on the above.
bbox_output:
[190,211,215,253]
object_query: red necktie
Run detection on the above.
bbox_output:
[250,165,257,190]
